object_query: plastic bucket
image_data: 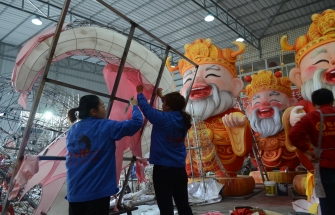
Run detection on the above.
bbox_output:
[264,181,276,196]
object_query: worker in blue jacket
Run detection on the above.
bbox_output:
[66,95,142,215]
[136,85,193,215]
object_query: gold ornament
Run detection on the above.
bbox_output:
[245,70,293,100]
[166,38,246,78]
[280,9,335,66]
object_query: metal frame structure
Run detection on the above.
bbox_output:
[1,0,200,213]
[191,0,261,51]
[0,0,182,65]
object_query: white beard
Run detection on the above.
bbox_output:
[301,68,335,102]
[249,106,284,137]
[183,84,236,121]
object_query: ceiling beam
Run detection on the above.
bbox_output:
[234,0,292,21]
[0,1,50,42]
[123,1,195,37]
[259,0,288,38]
[226,0,262,12]
[191,0,260,50]
[251,6,333,36]
[0,0,15,16]
[17,22,55,47]
[0,1,181,64]
[275,0,323,16]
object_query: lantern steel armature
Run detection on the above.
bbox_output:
[1,0,72,214]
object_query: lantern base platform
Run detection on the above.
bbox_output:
[188,175,255,197]
[249,171,306,184]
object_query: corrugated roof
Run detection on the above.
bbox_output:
[0,0,334,91]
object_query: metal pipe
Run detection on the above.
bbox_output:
[236,96,269,182]
[0,0,71,214]
[117,155,137,209]
[27,0,48,17]
[149,46,171,106]
[186,133,194,183]
[184,66,199,106]
[39,156,66,160]
[45,78,128,103]
[190,103,206,196]
[96,0,197,67]
[106,24,136,118]
[0,2,58,23]
[139,47,171,136]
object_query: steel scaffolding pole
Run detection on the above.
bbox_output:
[96,0,197,68]
[0,0,72,214]
[105,24,137,118]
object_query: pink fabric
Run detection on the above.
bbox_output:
[103,64,155,182]
[12,24,68,108]
[9,154,39,200]
[18,93,28,109]
[18,137,67,215]
[136,158,148,183]
[12,23,68,88]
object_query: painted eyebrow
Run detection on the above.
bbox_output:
[269,91,280,96]
[206,65,220,71]
[183,70,194,78]
[253,94,260,100]
[311,48,327,58]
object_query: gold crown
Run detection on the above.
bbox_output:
[281,9,335,66]
[245,70,292,100]
[166,38,245,78]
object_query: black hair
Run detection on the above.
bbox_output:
[311,88,334,106]
[163,92,192,129]
[67,95,100,123]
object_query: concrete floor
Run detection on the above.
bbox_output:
[190,189,297,215]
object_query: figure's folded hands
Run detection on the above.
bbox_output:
[222,113,246,127]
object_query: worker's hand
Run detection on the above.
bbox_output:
[136,85,144,94]
[290,106,306,127]
[304,150,320,163]
[157,88,163,99]
[222,113,246,128]
[129,97,138,106]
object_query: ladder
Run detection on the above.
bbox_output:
[236,97,269,183]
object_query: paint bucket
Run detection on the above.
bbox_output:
[264,181,276,196]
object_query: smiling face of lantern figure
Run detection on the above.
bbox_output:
[290,42,335,101]
[180,64,244,121]
[246,90,297,137]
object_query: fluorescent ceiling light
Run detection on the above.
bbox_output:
[44,111,53,120]
[204,13,214,22]
[236,38,244,42]
[32,16,42,25]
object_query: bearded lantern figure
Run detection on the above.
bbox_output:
[166,38,254,196]
[245,71,306,183]
[280,9,335,195]
[280,9,335,171]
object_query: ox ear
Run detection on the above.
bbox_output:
[289,68,303,88]
[231,78,244,97]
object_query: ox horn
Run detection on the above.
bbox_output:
[280,35,295,51]
[230,41,246,58]
[166,56,179,72]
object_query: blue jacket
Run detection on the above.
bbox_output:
[66,106,142,202]
[137,93,187,168]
